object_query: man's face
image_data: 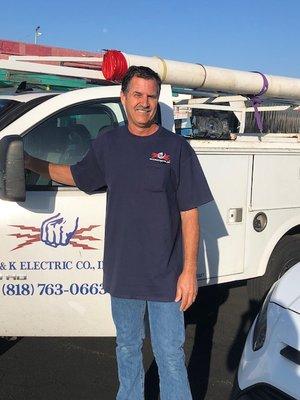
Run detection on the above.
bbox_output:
[120,76,159,130]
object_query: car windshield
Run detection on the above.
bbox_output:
[0,99,14,111]
[0,95,56,132]
[0,99,20,117]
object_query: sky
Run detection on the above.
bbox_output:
[0,0,299,78]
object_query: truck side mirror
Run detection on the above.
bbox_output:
[0,135,26,202]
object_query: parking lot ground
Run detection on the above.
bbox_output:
[0,282,259,400]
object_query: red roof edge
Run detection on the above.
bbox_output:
[0,39,101,58]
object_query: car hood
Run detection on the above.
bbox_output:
[271,262,300,313]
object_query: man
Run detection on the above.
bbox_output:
[25,66,213,399]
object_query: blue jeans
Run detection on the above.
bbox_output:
[111,297,192,400]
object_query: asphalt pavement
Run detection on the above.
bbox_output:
[0,282,260,400]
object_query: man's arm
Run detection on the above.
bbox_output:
[25,153,75,186]
[175,207,199,311]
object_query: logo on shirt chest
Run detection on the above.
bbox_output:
[149,152,171,164]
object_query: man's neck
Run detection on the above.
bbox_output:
[128,123,159,137]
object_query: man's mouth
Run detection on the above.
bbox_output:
[135,108,150,114]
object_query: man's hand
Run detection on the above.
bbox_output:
[23,151,75,186]
[175,270,198,311]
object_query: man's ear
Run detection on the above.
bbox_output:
[120,91,126,106]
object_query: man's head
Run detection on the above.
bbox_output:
[120,66,162,133]
[121,66,161,95]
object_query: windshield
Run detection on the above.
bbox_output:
[0,99,14,111]
[0,95,56,132]
[0,99,20,117]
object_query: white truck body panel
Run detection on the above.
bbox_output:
[252,154,300,210]
[0,190,114,336]
[196,154,251,281]
[1,84,300,336]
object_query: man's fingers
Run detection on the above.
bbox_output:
[181,295,190,311]
[176,275,198,311]
[180,291,189,311]
[182,289,198,311]
[186,292,195,311]
[175,286,182,303]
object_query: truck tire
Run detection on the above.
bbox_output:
[247,233,300,302]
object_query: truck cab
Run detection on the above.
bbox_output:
[0,85,173,337]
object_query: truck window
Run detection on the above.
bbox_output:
[23,100,125,188]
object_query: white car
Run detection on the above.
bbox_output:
[233,262,300,399]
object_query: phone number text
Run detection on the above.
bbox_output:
[1,283,106,296]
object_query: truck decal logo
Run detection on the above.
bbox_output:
[8,213,101,251]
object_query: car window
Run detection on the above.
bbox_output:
[24,99,125,188]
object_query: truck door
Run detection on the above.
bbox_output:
[196,152,252,283]
[0,99,125,336]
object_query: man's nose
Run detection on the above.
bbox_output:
[140,95,149,107]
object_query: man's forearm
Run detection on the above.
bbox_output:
[175,208,199,310]
[25,154,76,186]
[180,208,200,273]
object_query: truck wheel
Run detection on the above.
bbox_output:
[247,234,300,302]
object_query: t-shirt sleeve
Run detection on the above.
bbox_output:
[70,139,106,193]
[177,140,213,211]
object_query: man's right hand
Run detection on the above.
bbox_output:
[23,151,75,186]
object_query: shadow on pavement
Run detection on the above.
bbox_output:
[144,284,229,400]
[186,285,229,400]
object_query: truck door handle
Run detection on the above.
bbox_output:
[228,208,243,223]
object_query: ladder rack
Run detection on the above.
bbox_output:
[0,56,110,91]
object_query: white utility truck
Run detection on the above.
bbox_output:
[1,51,300,337]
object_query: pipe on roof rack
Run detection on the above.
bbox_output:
[102,50,300,101]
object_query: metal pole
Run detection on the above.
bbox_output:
[34,26,41,44]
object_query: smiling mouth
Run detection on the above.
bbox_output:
[135,107,151,113]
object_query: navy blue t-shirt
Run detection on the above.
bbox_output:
[71,126,213,301]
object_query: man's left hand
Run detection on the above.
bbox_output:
[175,270,198,311]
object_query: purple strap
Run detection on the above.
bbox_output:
[249,71,269,133]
